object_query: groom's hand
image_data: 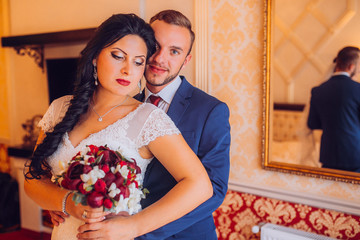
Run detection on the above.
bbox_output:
[49,210,69,226]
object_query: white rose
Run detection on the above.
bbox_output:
[108,183,120,198]
[81,173,90,183]
[114,195,129,214]
[119,166,129,178]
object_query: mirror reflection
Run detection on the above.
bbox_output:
[265,0,360,182]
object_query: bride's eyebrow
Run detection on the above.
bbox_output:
[111,47,127,55]
[111,47,146,58]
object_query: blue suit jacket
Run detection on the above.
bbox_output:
[307,74,360,171]
[135,76,231,239]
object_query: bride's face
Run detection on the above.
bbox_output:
[95,34,147,96]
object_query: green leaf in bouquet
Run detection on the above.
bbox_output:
[142,188,150,197]
[115,151,126,161]
[85,185,93,192]
[53,175,62,183]
[72,192,88,206]
[95,154,103,164]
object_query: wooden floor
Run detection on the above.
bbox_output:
[0,229,51,240]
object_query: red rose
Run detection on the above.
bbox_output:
[61,177,82,191]
[128,159,141,174]
[126,172,135,185]
[88,157,95,163]
[88,145,99,155]
[113,185,130,201]
[127,162,135,172]
[114,172,125,188]
[103,172,116,187]
[68,179,82,190]
[60,161,84,191]
[60,177,70,189]
[119,185,130,198]
[94,179,106,193]
[72,151,81,160]
[83,165,92,174]
[103,198,113,209]
[99,146,108,151]
[99,149,120,166]
[87,192,104,208]
[66,161,84,179]
[101,165,110,173]
[98,150,110,164]
[78,182,91,195]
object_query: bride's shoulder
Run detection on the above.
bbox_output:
[51,95,73,106]
[137,102,161,114]
[48,95,73,116]
[132,103,169,123]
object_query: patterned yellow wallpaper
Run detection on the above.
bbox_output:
[209,0,360,203]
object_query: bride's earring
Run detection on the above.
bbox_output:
[93,64,98,86]
[138,80,142,94]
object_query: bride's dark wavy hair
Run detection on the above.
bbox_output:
[25,13,156,179]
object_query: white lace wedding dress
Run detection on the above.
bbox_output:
[38,95,180,240]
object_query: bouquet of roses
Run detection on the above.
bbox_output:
[52,145,147,215]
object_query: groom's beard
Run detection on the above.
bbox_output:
[350,65,358,78]
[146,61,185,87]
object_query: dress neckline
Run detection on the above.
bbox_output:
[65,102,146,149]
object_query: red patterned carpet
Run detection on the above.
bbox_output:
[0,229,51,240]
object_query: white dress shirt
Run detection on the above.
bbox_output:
[333,71,350,77]
[144,76,182,112]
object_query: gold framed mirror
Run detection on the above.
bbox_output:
[262,0,360,184]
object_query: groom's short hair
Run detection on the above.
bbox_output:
[150,9,195,54]
[334,46,360,71]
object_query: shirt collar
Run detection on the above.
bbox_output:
[333,71,350,77]
[144,76,182,104]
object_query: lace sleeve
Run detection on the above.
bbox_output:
[136,108,180,148]
[37,95,73,132]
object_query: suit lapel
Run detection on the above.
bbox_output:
[137,76,193,125]
[167,76,193,125]
[134,92,145,102]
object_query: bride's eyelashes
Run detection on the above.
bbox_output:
[134,59,145,66]
[111,52,125,60]
[111,52,145,67]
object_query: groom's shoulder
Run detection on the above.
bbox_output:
[180,76,227,108]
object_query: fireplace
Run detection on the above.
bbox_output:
[46,58,78,103]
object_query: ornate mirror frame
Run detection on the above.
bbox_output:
[262,0,360,184]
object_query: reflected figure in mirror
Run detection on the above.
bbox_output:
[307,46,360,172]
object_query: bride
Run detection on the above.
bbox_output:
[24,13,212,240]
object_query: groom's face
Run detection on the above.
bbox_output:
[145,20,192,93]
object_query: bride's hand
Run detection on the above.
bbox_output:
[77,214,136,240]
[66,194,109,223]
[49,210,69,226]
[81,207,110,223]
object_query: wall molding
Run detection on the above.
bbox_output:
[194,0,209,93]
[229,181,360,216]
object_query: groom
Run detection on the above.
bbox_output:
[136,10,231,239]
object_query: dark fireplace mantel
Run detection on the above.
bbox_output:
[1,28,96,46]
[1,28,96,70]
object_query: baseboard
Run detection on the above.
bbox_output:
[228,181,360,216]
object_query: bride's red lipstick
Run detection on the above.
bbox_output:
[116,79,130,86]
